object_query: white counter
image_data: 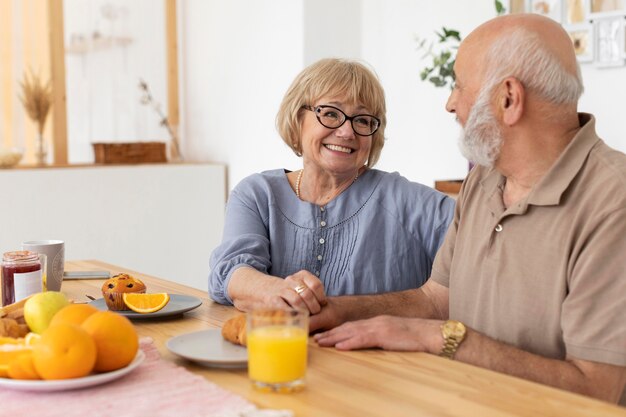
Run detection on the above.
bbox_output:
[0,163,226,291]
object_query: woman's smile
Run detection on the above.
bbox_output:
[324,143,355,154]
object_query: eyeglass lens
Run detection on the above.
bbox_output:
[314,105,380,136]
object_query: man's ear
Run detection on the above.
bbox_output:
[498,77,524,126]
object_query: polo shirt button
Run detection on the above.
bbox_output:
[320,207,325,212]
[495,224,503,232]
[317,255,322,260]
[319,238,325,244]
[320,220,327,227]
[315,271,320,276]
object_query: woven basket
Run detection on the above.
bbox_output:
[92,142,167,164]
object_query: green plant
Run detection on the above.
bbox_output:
[417,0,506,89]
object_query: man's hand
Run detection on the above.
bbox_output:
[314,315,442,352]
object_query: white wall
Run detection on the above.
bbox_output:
[0,164,226,291]
[180,0,626,191]
[179,0,304,190]
[64,0,169,163]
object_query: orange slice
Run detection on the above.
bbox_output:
[122,293,170,314]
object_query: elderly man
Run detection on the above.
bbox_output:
[312,13,626,405]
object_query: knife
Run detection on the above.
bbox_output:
[63,271,111,280]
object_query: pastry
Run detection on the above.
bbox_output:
[221,314,247,346]
[221,310,292,346]
[101,273,146,311]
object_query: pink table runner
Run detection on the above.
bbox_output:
[0,338,287,417]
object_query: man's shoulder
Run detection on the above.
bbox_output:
[583,141,626,203]
[590,141,626,184]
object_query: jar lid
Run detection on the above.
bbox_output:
[2,250,39,263]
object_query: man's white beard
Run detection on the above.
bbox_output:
[458,87,503,168]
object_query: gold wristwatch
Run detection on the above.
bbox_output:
[439,320,466,359]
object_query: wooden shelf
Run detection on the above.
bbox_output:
[435,179,463,196]
[65,36,132,55]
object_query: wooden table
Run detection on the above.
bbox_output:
[64,260,626,417]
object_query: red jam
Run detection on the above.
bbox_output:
[1,251,41,306]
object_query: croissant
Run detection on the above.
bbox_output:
[221,314,247,346]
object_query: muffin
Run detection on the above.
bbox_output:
[101,273,147,311]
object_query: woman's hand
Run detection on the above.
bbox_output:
[279,270,327,314]
[228,267,326,314]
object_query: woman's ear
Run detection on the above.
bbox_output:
[498,77,524,126]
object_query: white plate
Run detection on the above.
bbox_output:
[89,294,202,320]
[166,329,247,369]
[0,350,145,392]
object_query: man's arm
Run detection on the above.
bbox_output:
[309,278,449,332]
[315,316,626,404]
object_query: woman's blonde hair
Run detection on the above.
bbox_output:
[276,58,386,167]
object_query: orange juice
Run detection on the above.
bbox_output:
[247,325,308,385]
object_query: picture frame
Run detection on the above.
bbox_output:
[622,22,626,56]
[507,0,530,13]
[562,0,590,24]
[588,0,626,18]
[593,16,626,67]
[565,22,595,61]
[529,0,563,22]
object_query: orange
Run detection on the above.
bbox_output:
[82,311,138,372]
[49,303,99,327]
[0,343,31,370]
[122,293,170,313]
[8,352,40,380]
[32,324,96,380]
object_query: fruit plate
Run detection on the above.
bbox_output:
[0,350,145,392]
[89,294,202,319]
[167,329,247,369]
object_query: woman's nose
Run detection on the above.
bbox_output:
[335,120,356,138]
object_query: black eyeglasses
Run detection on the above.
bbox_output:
[303,105,381,137]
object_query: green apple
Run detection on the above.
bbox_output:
[24,292,70,334]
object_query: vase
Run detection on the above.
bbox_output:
[167,124,183,163]
[35,133,47,165]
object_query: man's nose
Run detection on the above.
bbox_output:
[445,91,457,114]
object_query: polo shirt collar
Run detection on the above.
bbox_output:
[527,113,599,206]
[479,113,599,211]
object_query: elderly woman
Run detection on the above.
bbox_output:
[209,58,454,314]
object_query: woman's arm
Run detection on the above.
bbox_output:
[209,176,326,312]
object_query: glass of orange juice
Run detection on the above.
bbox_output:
[247,308,309,392]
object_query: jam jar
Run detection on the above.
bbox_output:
[1,251,43,306]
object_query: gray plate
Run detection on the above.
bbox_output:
[89,294,202,319]
[166,329,248,369]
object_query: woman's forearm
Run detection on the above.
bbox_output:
[227,266,288,311]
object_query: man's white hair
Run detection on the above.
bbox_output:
[482,28,584,104]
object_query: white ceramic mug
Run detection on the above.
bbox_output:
[22,240,65,291]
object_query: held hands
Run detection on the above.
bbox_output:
[314,316,443,352]
[275,270,327,314]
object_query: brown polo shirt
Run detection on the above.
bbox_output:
[431,114,626,404]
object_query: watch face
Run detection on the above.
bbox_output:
[443,320,466,337]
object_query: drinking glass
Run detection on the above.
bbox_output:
[247,309,308,392]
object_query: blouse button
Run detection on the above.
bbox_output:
[320,220,327,227]
[317,255,322,260]
[319,238,325,244]
[495,224,503,232]
[320,207,325,212]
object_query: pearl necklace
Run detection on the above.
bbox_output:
[295,169,360,200]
